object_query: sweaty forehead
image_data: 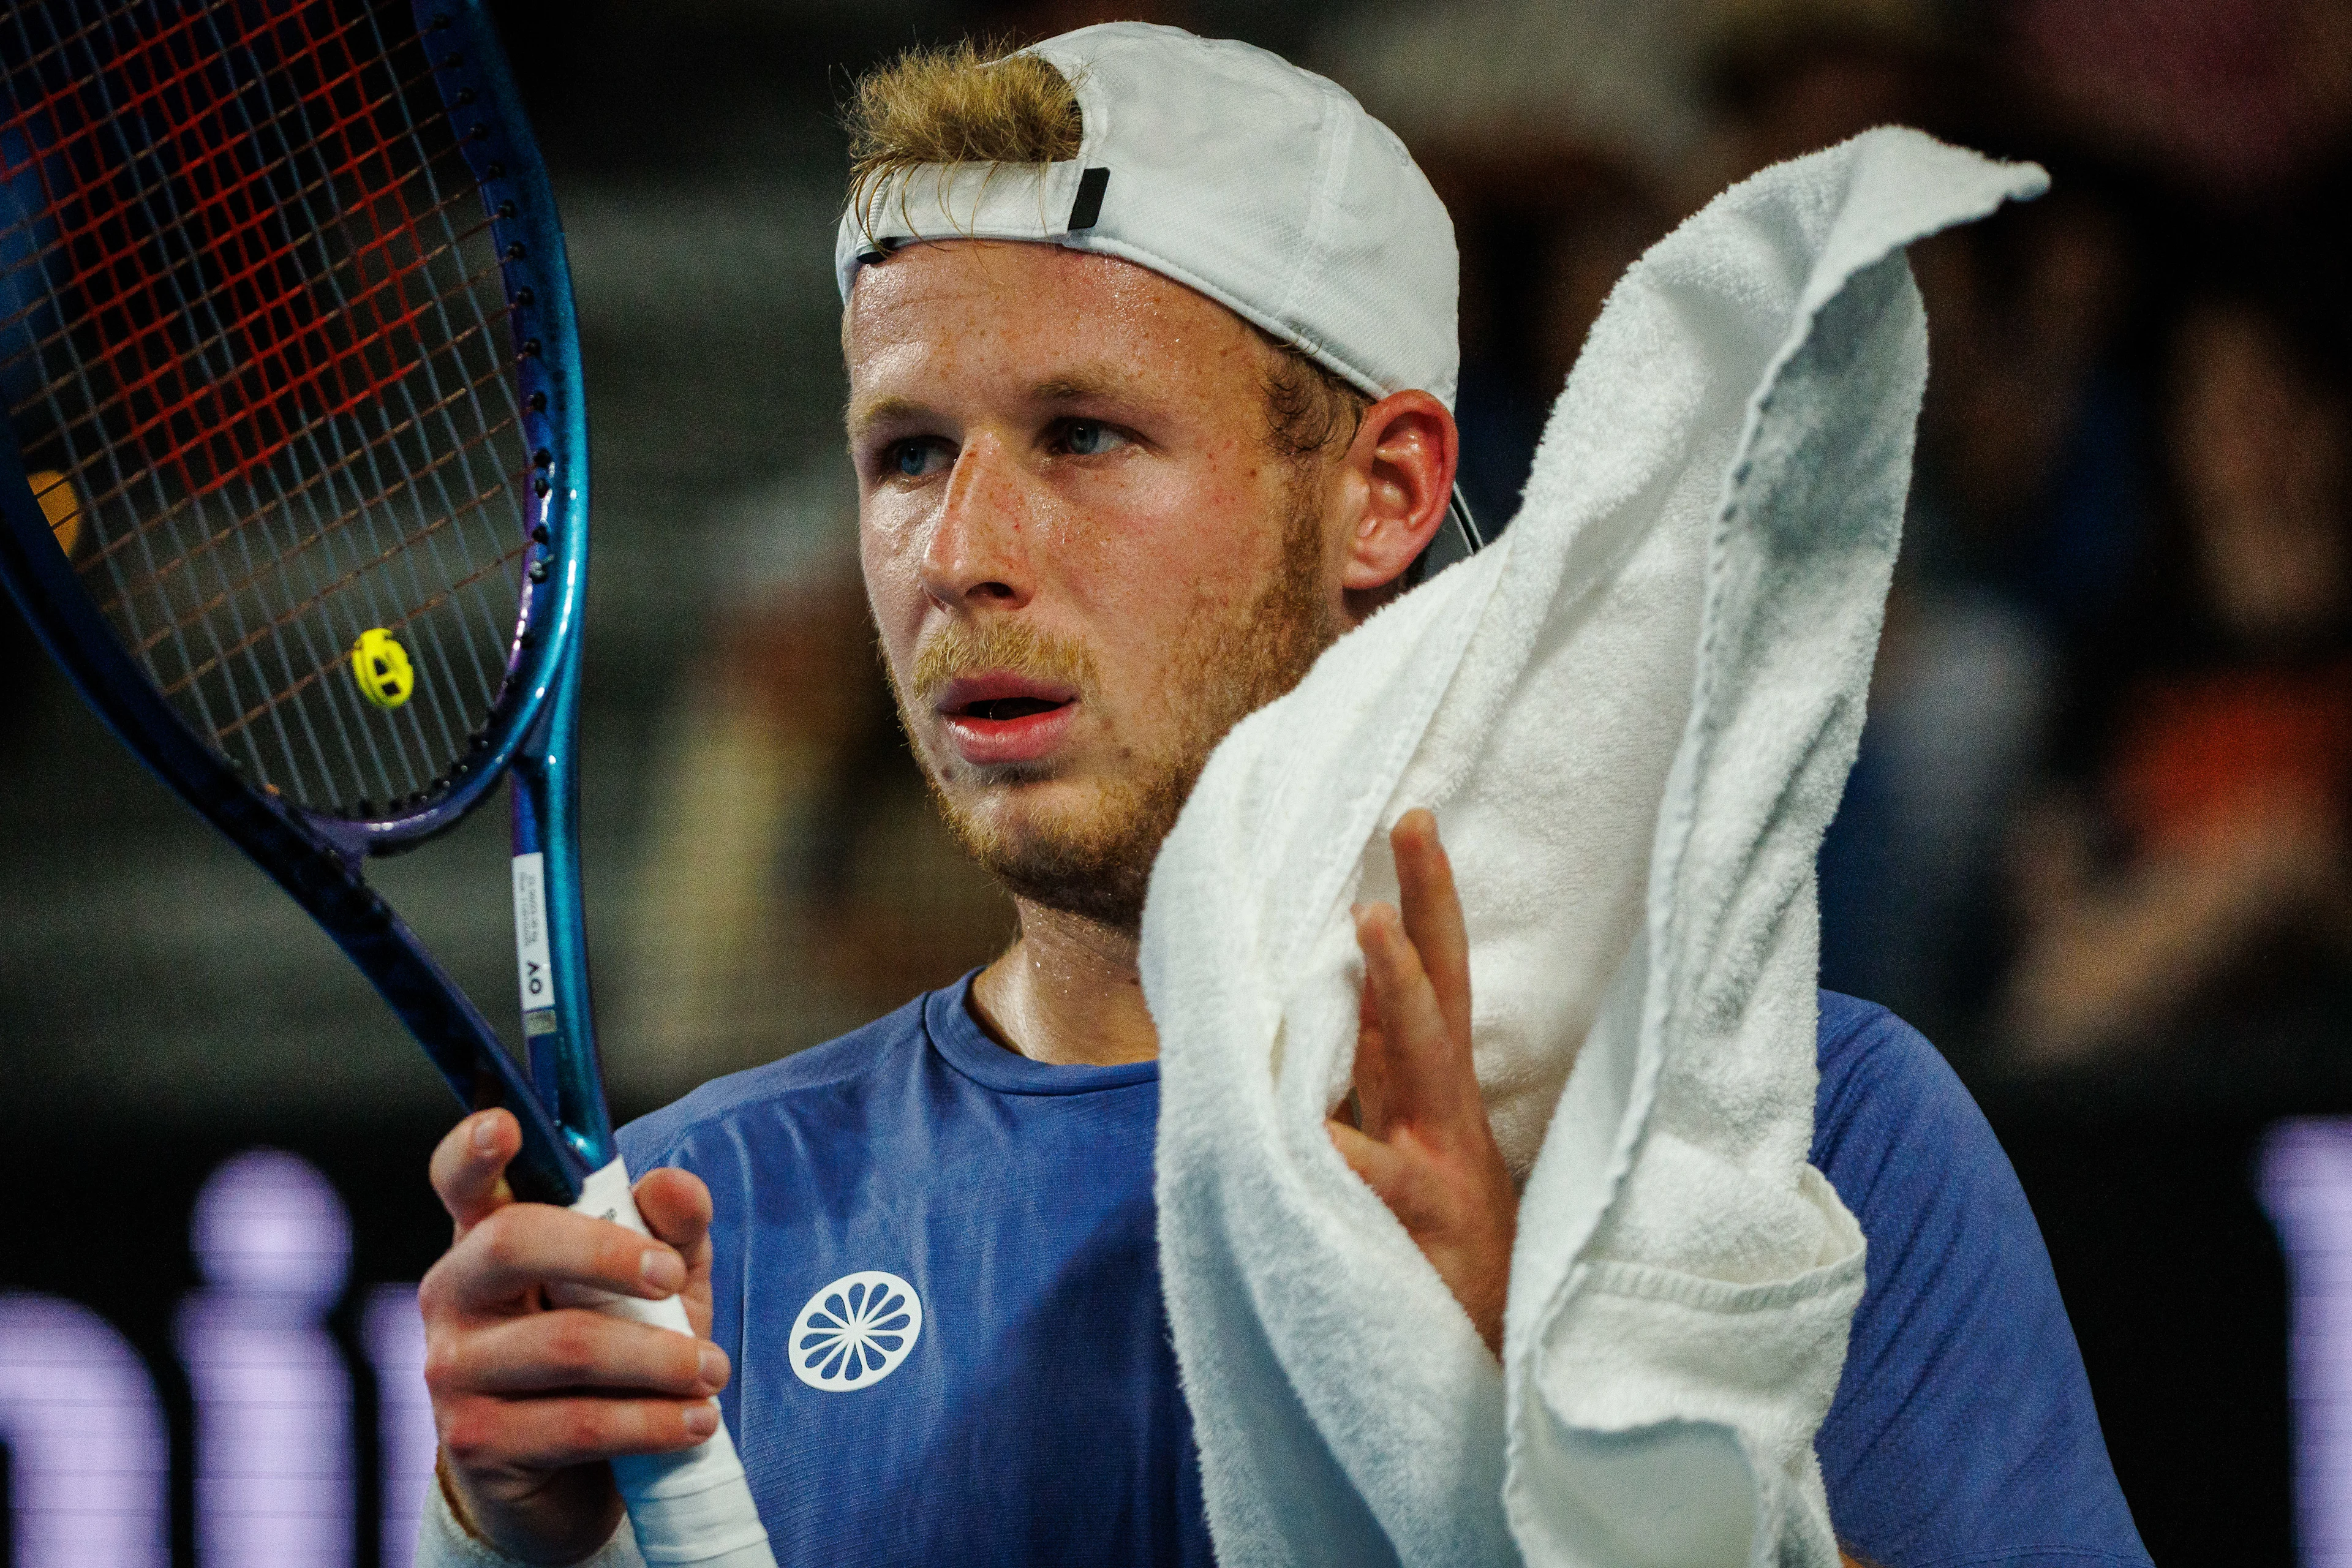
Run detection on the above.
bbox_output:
[843,240,1264,407]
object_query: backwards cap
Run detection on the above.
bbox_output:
[833,22,1462,412]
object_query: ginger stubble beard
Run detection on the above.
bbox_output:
[892,481,1338,935]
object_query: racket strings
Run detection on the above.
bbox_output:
[4,3,403,792]
[89,311,508,617]
[12,217,500,576]
[14,15,427,496]
[0,0,535,815]
[2,156,485,453]
[0,1,422,303]
[150,423,517,694]
[0,56,441,355]
[211,529,526,745]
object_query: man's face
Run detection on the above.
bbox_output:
[846,241,1344,931]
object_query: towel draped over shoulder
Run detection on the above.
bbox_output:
[1140,128,2048,1568]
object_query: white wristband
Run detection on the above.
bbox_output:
[414,1466,644,1568]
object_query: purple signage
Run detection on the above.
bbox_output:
[0,1292,169,1568]
[175,1149,356,1567]
[2262,1118,2352,1568]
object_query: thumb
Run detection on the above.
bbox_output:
[634,1167,714,1271]
[634,1166,717,1338]
[429,1109,518,1238]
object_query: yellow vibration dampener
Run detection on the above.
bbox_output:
[351,628,415,710]
[31,469,81,557]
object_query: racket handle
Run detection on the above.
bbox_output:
[565,1159,779,1568]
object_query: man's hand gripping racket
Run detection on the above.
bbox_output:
[424,1110,740,1562]
[0,3,773,1562]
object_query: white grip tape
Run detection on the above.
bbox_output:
[567,1158,778,1568]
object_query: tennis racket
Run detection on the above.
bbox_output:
[0,4,774,1562]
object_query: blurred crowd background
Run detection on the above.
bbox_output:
[6,0,2351,1561]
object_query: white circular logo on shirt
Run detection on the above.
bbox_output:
[790,1270,922,1391]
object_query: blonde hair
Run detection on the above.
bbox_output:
[845,41,1081,229]
[843,40,1370,463]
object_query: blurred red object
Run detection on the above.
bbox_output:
[2113,663,2352,851]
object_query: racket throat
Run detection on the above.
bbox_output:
[512,848,560,1049]
[510,762,612,1169]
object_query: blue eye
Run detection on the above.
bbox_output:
[892,441,943,478]
[1063,420,1126,457]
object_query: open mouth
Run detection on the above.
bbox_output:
[932,674,1081,764]
[954,696,1071,722]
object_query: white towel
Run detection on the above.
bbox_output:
[1140,128,2047,1568]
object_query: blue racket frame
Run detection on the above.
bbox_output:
[0,0,607,1206]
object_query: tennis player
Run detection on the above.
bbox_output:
[415,26,2150,1567]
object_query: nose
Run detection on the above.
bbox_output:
[921,434,1034,612]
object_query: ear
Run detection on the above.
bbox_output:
[1335,390,1458,598]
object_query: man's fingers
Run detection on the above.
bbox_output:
[1351,914,1395,1137]
[1355,902,1476,1123]
[434,1309,728,1399]
[631,1168,718,1338]
[440,1392,721,1474]
[1328,1118,1411,1206]
[438,1204,688,1312]
[1392,809,1472,1046]
[634,1167,714,1266]
[432,1110,519,1235]
[1343,815,1515,1359]
[1330,1118,1456,1241]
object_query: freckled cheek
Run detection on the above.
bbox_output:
[1114,484,1280,609]
[1072,506,1262,690]
[858,516,929,665]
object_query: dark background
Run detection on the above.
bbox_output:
[9,0,2352,1561]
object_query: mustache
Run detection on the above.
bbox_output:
[908,617,1099,705]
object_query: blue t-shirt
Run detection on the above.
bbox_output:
[620,983,2150,1567]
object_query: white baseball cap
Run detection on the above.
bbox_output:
[833,21,1481,557]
